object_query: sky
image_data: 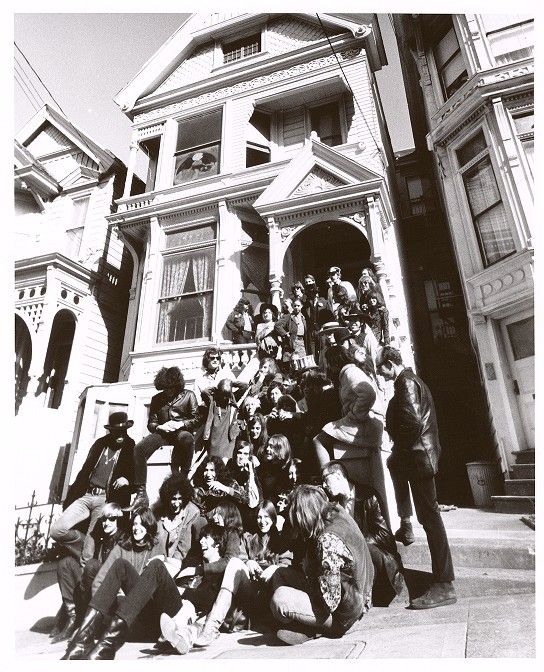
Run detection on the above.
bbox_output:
[14,12,415,171]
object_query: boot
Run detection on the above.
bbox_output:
[49,603,66,639]
[61,607,102,660]
[160,601,197,652]
[51,604,77,644]
[131,485,149,510]
[193,587,233,648]
[87,616,128,660]
[276,626,317,645]
[410,581,457,610]
[160,614,197,655]
[394,520,415,546]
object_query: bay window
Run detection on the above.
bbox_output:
[309,101,342,146]
[156,224,217,343]
[246,109,271,167]
[432,22,468,100]
[457,131,516,266]
[174,110,222,185]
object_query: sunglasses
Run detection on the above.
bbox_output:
[209,356,220,361]
[104,516,120,522]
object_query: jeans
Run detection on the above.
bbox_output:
[90,557,183,629]
[134,430,195,487]
[389,469,454,583]
[57,556,101,614]
[389,470,414,518]
[51,493,106,561]
[270,566,334,635]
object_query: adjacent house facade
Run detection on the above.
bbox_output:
[393,14,534,476]
[14,105,138,503]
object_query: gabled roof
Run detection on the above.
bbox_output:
[16,104,116,173]
[253,136,384,217]
[114,13,385,114]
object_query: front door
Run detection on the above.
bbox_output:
[501,312,535,450]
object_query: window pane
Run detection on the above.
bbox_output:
[514,113,534,135]
[247,110,270,146]
[174,144,220,184]
[487,21,534,60]
[457,131,487,167]
[65,227,84,258]
[165,224,216,249]
[72,197,89,227]
[506,316,534,360]
[476,202,515,265]
[442,51,467,89]
[161,248,215,297]
[176,111,222,152]
[310,102,342,146]
[223,34,261,64]
[434,27,459,68]
[157,293,213,342]
[464,158,501,216]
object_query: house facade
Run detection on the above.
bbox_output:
[67,13,415,503]
[14,105,137,503]
[393,14,534,473]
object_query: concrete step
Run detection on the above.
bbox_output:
[504,479,535,496]
[491,495,535,514]
[403,566,535,601]
[512,450,535,465]
[398,536,535,570]
[511,463,535,480]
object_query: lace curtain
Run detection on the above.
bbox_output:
[157,254,190,342]
[192,249,214,337]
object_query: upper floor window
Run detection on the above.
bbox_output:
[246,109,271,167]
[406,176,433,216]
[310,101,342,146]
[432,21,468,100]
[223,34,261,64]
[174,110,222,185]
[482,15,534,65]
[139,136,160,192]
[456,130,516,266]
[157,224,217,343]
[66,196,89,258]
[513,111,534,175]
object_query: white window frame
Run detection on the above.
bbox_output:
[155,221,219,345]
[213,24,267,71]
[450,123,518,269]
[482,16,534,67]
[510,105,534,180]
[66,194,90,260]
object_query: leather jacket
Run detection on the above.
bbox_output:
[385,368,441,478]
[147,389,200,434]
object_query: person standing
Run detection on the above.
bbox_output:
[193,348,236,406]
[326,266,357,314]
[225,298,255,344]
[376,346,456,609]
[132,367,201,508]
[51,412,135,561]
[302,274,328,357]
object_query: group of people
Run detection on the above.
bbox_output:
[225,265,390,368]
[48,262,456,660]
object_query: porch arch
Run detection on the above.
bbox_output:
[281,218,372,294]
[41,308,77,409]
[15,313,33,414]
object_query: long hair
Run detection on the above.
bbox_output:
[288,485,329,540]
[197,456,227,488]
[258,357,278,377]
[157,472,193,516]
[266,434,291,466]
[118,506,157,551]
[257,500,278,527]
[209,501,243,534]
[154,366,184,393]
[202,347,221,370]
[325,345,353,384]
[249,413,268,459]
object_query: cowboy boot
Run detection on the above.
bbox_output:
[87,616,128,660]
[193,587,233,648]
[131,485,149,510]
[51,603,77,644]
[61,607,102,660]
[394,520,415,546]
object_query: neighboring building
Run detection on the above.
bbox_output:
[14,105,141,503]
[393,15,534,486]
[69,13,415,506]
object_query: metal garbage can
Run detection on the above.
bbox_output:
[466,461,503,507]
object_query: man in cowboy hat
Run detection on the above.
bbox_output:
[51,412,135,564]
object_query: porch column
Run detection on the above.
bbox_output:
[134,217,161,350]
[156,119,177,191]
[116,230,142,379]
[123,136,139,199]
[267,216,283,310]
[214,200,242,342]
[366,195,390,304]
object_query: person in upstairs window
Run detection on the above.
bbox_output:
[132,368,201,509]
[51,411,135,562]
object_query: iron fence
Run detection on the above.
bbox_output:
[15,491,59,566]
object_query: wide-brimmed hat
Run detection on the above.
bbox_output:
[104,411,134,430]
[344,310,372,324]
[333,327,353,346]
[327,266,341,277]
[259,303,278,319]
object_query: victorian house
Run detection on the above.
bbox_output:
[14,105,139,503]
[66,13,415,502]
[393,14,534,510]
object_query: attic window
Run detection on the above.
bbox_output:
[223,34,261,64]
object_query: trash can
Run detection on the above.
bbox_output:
[466,461,503,507]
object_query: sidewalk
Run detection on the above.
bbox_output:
[15,508,536,659]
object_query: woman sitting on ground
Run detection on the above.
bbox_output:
[164,500,293,652]
[260,380,284,416]
[50,502,124,644]
[192,456,246,515]
[269,484,374,645]
[61,506,158,659]
[256,433,292,502]
[237,395,261,439]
